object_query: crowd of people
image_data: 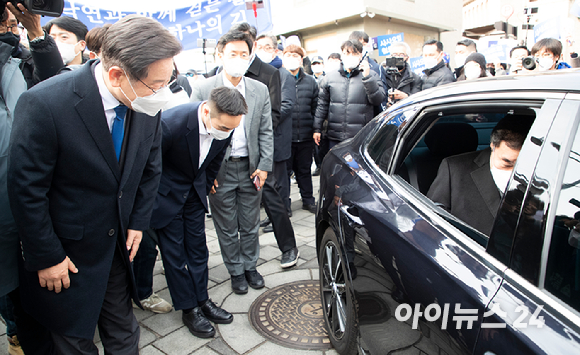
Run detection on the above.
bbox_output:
[0,2,578,353]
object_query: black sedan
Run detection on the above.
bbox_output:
[316,70,580,355]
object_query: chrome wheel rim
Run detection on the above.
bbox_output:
[321,241,347,340]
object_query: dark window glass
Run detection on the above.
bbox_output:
[545,126,580,312]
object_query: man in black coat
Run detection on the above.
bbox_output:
[281,44,318,213]
[421,39,455,91]
[150,87,246,338]
[7,16,181,354]
[427,115,533,236]
[381,41,422,108]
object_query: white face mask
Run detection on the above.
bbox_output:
[490,165,512,193]
[423,57,439,70]
[455,54,467,68]
[311,64,323,73]
[342,55,361,70]
[206,111,232,140]
[283,57,301,71]
[223,57,249,77]
[464,65,481,80]
[326,62,341,73]
[120,69,173,117]
[256,51,273,64]
[56,41,81,65]
[538,57,555,71]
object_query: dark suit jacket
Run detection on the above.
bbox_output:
[150,102,231,229]
[427,148,501,236]
[7,60,162,339]
[274,68,296,162]
[246,56,282,130]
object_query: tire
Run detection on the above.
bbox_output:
[319,228,358,355]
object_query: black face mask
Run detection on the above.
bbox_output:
[0,32,21,55]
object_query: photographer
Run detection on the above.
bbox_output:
[3,2,63,88]
[380,41,421,108]
[313,40,385,149]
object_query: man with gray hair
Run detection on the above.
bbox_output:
[8,15,181,353]
[381,41,422,108]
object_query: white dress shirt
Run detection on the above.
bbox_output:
[197,102,214,168]
[222,71,248,157]
[95,63,125,132]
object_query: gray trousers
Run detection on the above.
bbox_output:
[209,158,262,276]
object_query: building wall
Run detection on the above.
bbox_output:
[270,0,463,64]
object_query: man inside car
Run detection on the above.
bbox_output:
[427,115,533,236]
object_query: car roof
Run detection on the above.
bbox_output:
[397,69,580,108]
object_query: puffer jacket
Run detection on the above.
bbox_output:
[313,64,385,142]
[421,60,455,91]
[291,68,318,142]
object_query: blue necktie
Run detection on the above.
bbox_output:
[112,105,127,161]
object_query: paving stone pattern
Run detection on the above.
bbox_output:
[0,175,339,355]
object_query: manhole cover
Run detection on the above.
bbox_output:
[249,280,332,350]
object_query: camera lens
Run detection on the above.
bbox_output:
[522,56,536,71]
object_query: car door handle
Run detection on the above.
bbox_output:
[340,205,364,227]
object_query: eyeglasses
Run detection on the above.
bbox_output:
[256,44,274,52]
[137,77,175,94]
[0,23,18,34]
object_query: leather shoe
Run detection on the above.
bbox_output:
[182,308,215,338]
[263,224,274,233]
[245,269,265,289]
[313,167,321,176]
[231,274,248,294]
[200,299,233,324]
[302,203,317,214]
[259,217,271,227]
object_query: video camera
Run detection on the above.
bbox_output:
[1,0,64,19]
[383,57,405,75]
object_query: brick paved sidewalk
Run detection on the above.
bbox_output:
[0,176,337,355]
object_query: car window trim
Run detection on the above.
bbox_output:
[503,268,580,333]
[538,100,580,289]
[388,100,546,176]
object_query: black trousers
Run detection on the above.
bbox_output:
[157,192,209,311]
[290,141,315,205]
[10,286,54,355]
[132,229,158,300]
[50,246,140,355]
[262,161,296,253]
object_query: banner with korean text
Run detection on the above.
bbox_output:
[376,33,404,57]
[43,0,273,51]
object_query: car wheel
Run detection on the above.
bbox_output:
[319,228,358,355]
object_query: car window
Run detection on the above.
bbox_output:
[386,103,539,247]
[545,124,580,312]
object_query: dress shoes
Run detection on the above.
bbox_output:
[245,269,265,289]
[182,307,215,338]
[231,274,248,294]
[200,299,233,324]
[259,217,271,227]
[302,203,317,214]
[263,224,274,233]
[313,167,321,176]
